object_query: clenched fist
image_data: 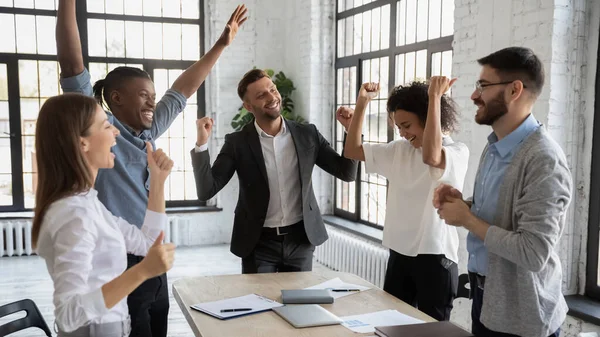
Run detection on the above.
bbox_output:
[196,117,214,146]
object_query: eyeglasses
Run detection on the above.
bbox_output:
[474,81,527,96]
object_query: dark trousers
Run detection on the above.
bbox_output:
[242,222,315,274]
[383,250,458,321]
[126,254,169,337]
[469,272,561,337]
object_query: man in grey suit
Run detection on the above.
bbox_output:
[191,69,358,273]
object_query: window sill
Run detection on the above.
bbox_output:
[323,215,383,244]
[0,206,222,219]
[566,295,600,326]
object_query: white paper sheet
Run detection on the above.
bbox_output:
[340,309,425,333]
[190,294,283,320]
[305,277,370,299]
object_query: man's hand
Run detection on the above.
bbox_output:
[336,106,354,132]
[437,197,472,227]
[196,117,214,146]
[217,4,248,47]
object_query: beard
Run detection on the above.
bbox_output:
[252,102,281,121]
[474,92,508,125]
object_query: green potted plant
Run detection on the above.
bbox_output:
[230,69,305,131]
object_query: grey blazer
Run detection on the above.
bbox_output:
[190,119,358,258]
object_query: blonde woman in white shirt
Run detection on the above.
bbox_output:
[337,77,469,321]
[32,93,175,337]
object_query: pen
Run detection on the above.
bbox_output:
[331,289,360,292]
[220,308,252,313]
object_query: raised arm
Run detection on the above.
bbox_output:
[422,76,456,169]
[171,5,248,98]
[56,0,84,78]
[341,83,380,161]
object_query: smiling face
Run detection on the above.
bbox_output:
[80,105,121,171]
[242,77,282,121]
[392,109,425,148]
[470,65,510,126]
[110,77,156,132]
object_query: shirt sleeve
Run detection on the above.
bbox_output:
[59,68,94,97]
[106,207,167,256]
[48,210,108,333]
[429,142,470,187]
[150,89,188,139]
[362,141,400,178]
[195,143,209,153]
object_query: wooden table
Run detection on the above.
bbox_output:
[173,269,435,337]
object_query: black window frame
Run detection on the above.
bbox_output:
[334,0,453,229]
[0,0,206,211]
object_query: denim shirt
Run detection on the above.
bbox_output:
[60,68,187,228]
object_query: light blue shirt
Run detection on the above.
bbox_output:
[60,69,187,228]
[467,114,541,275]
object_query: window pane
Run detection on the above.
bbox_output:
[153,69,169,97]
[405,51,416,83]
[183,106,197,140]
[184,171,196,200]
[371,7,381,51]
[23,172,37,209]
[169,172,184,200]
[89,63,108,91]
[336,69,343,103]
[144,22,163,59]
[143,0,162,17]
[125,21,144,59]
[88,19,107,57]
[416,0,428,42]
[395,53,405,85]
[361,11,370,53]
[39,61,59,98]
[344,16,353,57]
[13,0,33,8]
[0,14,16,53]
[0,64,7,100]
[182,24,200,60]
[441,0,454,36]
[405,0,417,44]
[338,0,345,12]
[105,0,123,15]
[20,99,39,134]
[106,20,125,58]
[0,0,13,6]
[36,15,57,55]
[181,0,200,19]
[429,0,442,39]
[19,60,39,98]
[163,0,181,18]
[431,52,442,76]
[441,50,453,78]
[34,0,54,9]
[86,0,104,13]
[124,0,142,15]
[396,0,406,46]
[353,12,363,55]
[163,24,182,60]
[337,20,345,57]
[415,49,427,81]
[16,15,37,54]
[0,173,12,206]
[381,5,390,50]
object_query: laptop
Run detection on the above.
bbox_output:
[375,321,474,337]
[281,289,334,304]
[273,304,342,328]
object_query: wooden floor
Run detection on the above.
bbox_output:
[0,245,243,337]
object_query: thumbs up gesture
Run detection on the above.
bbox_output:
[139,231,175,279]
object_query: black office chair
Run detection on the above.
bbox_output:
[456,273,471,299]
[0,299,52,336]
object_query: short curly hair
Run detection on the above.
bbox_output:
[387,81,459,134]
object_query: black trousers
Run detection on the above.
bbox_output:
[126,254,169,337]
[469,273,561,337]
[383,250,458,321]
[242,222,315,274]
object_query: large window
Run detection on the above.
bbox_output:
[334,0,454,228]
[0,0,205,211]
[586,27,600,300]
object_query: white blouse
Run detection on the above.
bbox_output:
[36,189,166,333]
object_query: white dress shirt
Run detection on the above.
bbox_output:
[36,189,167,333]
[363,137,469,264]
[195,118,303,227]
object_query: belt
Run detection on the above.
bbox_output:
[56,317,131,337]
[469,272,486,289]
[262,222,305,240]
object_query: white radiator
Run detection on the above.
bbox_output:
[315,225,389,288]
[0,216,191,258]
[1,220,34,257]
